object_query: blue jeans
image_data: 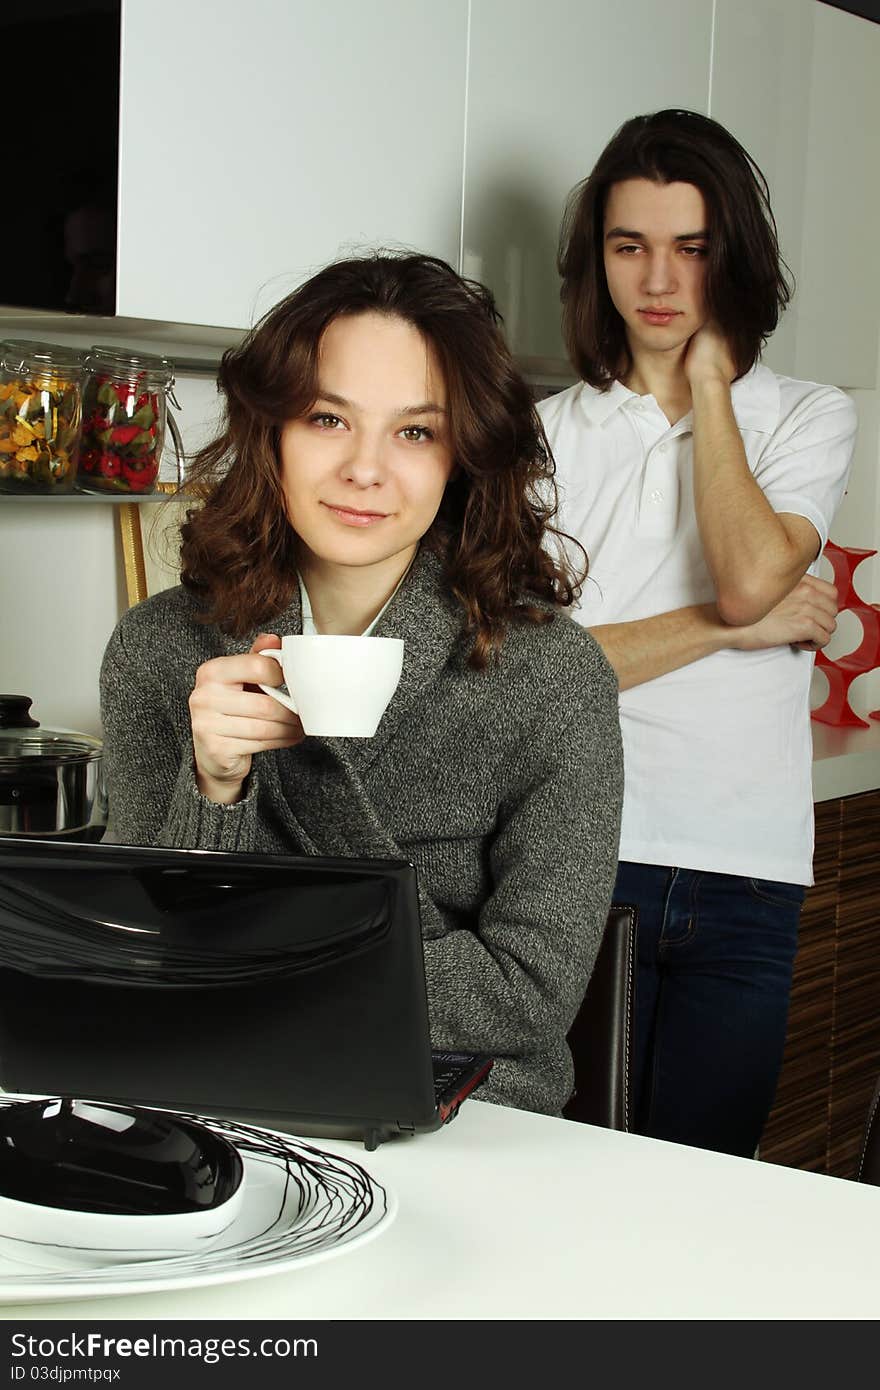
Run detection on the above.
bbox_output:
[615,862,803,1159]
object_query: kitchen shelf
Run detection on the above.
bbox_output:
[0,306,239,375]
[0,489,178,504]
[0,494,167,504]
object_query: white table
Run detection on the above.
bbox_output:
[2,1100,879,1320]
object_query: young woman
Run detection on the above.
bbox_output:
[100,251,624,1118]
[538,110,857,1156]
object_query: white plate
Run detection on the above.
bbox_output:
[0,1108,396,1304]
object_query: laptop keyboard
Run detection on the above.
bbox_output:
[431,1050,493,1121]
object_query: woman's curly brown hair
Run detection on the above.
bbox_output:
[179,251,585,668]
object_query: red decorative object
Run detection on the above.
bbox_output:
[811,541,880,729]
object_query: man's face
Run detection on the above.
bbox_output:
[602,178,710,360]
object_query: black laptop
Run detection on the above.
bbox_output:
[0,836,492,1149]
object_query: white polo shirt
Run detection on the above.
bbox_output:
[538,364,857,884]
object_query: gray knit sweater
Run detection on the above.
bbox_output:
[99,549,623,1116]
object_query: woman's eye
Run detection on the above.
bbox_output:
[617,245,641,255]
[400,425,434,443]
[681,245,708,258]
[309,412,344,429]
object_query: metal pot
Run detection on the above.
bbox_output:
[0,695,106,839]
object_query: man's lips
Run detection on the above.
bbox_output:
[321,502,389,526]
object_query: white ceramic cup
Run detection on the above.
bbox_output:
[258,635,404,738]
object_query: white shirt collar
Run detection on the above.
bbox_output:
[298,574,318,635]
[729,362,781,432]
[576,378,636,428]
[298,552,416,637]
[575,360,781,435]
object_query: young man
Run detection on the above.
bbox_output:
[539,109,857,1158]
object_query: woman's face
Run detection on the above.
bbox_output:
[279,312,455,576]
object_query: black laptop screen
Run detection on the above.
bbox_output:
[0,847,395,988]
[0,837,438,1135]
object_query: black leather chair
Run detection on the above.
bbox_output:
[564,903,638,1132]
[855,1076,880,1184]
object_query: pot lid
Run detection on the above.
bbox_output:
[0,695,103,765]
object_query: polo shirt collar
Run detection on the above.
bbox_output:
[575,361,780,434]
[576,378,636,427]
[729,362,780,433]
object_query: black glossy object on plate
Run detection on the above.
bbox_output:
[0,1098,243,1215]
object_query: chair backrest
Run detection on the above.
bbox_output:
[564,903,637,1132]
[855,1077,880,1184]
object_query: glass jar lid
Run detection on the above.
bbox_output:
[84,344,175,392]
[0,339,84,379]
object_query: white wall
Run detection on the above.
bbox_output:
[1,501,125,738]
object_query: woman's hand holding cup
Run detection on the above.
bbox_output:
[189,634,305,804]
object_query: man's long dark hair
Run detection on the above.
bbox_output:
[179,251,584,668]
[559,109,793,387]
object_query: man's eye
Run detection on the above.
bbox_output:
[309,413,344,429]
[400,426,434,443]
[617,244,642,255]
[681,245,708,257]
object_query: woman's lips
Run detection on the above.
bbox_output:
[638,309,681,326]
[322,502,389,527]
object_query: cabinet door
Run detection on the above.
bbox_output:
[712,0,880,391]
[461,0,713,366]
[792,3,880,390]
[709,0,814,379]
[116,0,468,327]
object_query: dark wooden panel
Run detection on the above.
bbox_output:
[761,789,880,1177]
[760,798,840,1171]
[829,790,880,1177]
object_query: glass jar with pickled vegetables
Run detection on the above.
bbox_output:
[79,346,183,495]
[0,340,84,494]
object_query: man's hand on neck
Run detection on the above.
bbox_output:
[683,322,738,389]
[624,322,738,425]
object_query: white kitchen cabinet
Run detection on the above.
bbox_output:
[116,0,468,328]
[710,0,880,392]
[461,0,714,366]
[709,0,815,379]
[791,2,880,390]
